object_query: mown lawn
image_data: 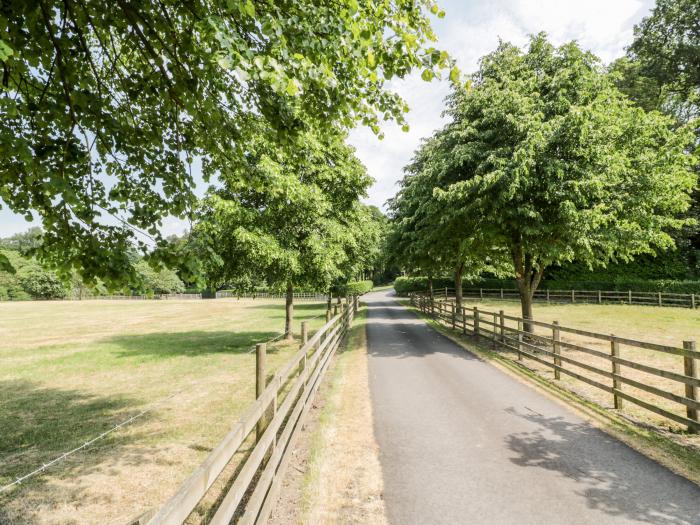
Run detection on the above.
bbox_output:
[448,298,700,431]
[0,298,328,525]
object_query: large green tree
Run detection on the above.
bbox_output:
[196,123,372,337]
[390,132,508,309]
[611,0,700,276]
[0,0,452,285]
[431,35,697,326]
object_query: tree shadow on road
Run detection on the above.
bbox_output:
[504,407,700,525]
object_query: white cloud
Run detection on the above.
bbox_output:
[353,0,655,212]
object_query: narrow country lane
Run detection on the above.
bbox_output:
[366,290,700,525]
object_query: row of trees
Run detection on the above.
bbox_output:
[389,12,698,327]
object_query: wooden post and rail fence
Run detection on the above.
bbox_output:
[407,286,699,309]
[130,296,360,525]
[410,292,700,434]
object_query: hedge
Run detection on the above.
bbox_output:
[344,280,374,296]
[394,276,700,295]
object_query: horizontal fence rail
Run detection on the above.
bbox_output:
[215,291,328,301]
[138,296,359,525]
[410,293,699,433]
[416,287,699,309]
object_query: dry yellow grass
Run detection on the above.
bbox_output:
[0,298,328,525]
[270,307,386,525]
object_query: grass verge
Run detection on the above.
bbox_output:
[270,306,386,525]
[401,300,700,486]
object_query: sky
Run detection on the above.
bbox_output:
[0,0,656,237]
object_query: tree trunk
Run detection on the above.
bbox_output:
[327,290,332,310]
[428,276,434,299]
[454,263,464,311]
[285,282,294,340]
[512,244,544,334]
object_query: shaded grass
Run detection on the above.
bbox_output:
[0,298,328,525]
[402,300,700,484]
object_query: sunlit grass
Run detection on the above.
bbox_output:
[0,298,328,525]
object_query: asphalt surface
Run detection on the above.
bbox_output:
[365,290,700,525]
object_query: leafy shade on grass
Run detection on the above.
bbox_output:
[0,298,328,525]
[403,300,700,484]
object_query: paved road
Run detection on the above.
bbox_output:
[365,290,700,525]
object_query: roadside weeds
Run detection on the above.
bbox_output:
[269,306,387,525]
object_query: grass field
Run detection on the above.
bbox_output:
[444,299,700,432]
[0,298,329,525]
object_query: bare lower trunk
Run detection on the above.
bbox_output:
[454,263,464,312]
[512,244,544,334]
[519,286,534,332]
[285,282,294,340]
[327,291,332,310]
[428,276,434,299]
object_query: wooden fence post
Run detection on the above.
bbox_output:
[546,289,550,303]
[479,288,483,300]
[571,290,575,303]
[492,312,497,348]
[473,306,479,337]
[256,343,267,441]
[500,288,504,299]
[517,320,523,360]
[300,322,308,347]
[326,308,331,323]
[462,307,467,335]
[658,292,662,307]
[692,294,696,309]
[611,336,622,409]
[333,304,339,317]
[552,321,561,380]
[499,310,505,343]
[684,340,698,433]
[598,290,602,304]
[628,290,632,305]
[445,287,448,299]
[354,296,358,313]
[451,302,456,329]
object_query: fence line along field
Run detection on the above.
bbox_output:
[0,298,328,525]
[415,296,700,434]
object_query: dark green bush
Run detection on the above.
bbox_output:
[395,275,700,295]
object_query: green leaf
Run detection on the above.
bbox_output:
[421,69,434,82]
[0,39,13,61]
[285,79,300,96]
[244,0,255,17]
[0,252,15,274]
[449,66,460,83]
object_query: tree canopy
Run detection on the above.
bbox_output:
[0,0,452,286]
[195,121,377,335]
[390,34,698,323]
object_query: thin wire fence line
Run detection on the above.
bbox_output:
[0,388,186,494]
[1,313,333,490]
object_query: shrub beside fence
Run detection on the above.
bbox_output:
[410,293,699,433]
[132,296,359,525]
